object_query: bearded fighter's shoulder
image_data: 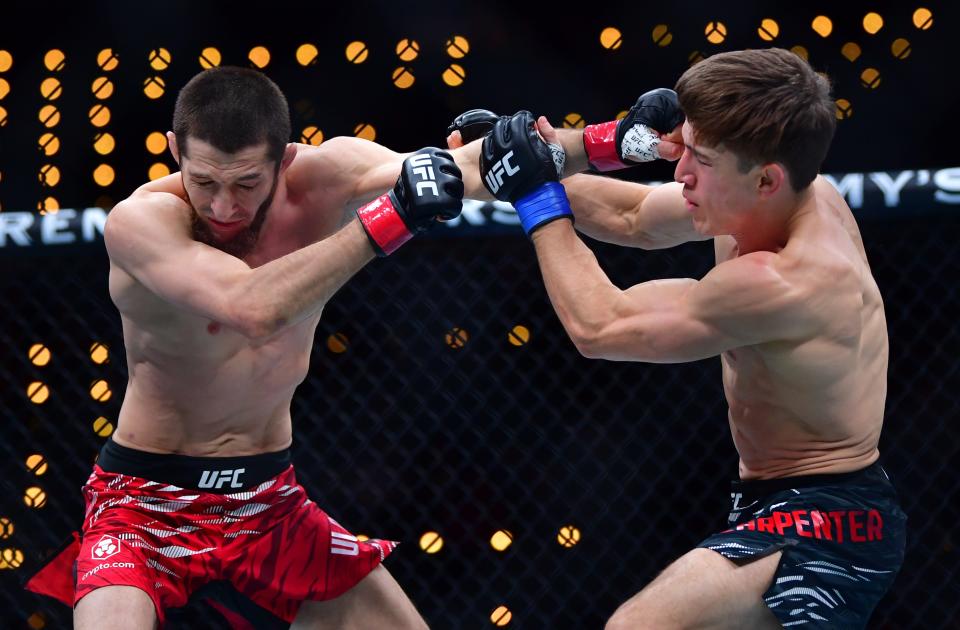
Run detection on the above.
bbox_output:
[105,175,198,268]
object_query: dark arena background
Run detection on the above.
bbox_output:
[1,1,958,628]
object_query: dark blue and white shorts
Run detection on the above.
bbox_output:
[698,462,906,628]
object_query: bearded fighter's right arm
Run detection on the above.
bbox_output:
[104,192,374,340]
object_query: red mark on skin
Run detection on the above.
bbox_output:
[207,322,221,335]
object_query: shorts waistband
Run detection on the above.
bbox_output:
[96,438,292,493]
[732,461,890,498]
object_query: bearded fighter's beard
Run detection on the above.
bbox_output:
[191,178,278,259]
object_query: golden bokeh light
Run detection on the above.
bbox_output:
[93,417,114,437]
[419,531,443,554]
[301,126,324,146]
[38,133,59,156]
[248,46,270,68]
[28,343,51,366]
[490,606,512,627]
[562,113,585,129]
[38,197,59,213]
[38,164,60,187]
[444,326,468,349]
[94,132,116,155]
[862,12,883,35]
[445,35,470,58]
[442,64,466,87]
[143,76,165,99]
[841,42,862,62]
[44,49,65,72]
[88,104,111,127]
[39,105,60,128]
[557,524,581,547]
[146,132,167,154]
[490,529,514,551]
[90,342,109,364]
[705,21,727,44]
[812,15,833,38]
[199,47,221,69]
[835,98,853,120]
[327,332,348,353]
[97,48,119,71]
[91,76,114,99]
[93,164,115,187]
[652,24,673,47]
[599,27,623,50]
[392,66,415,89]
[396,39,420,61]
[296,43,319,66]
[345,41,369,64]
[23,487,46,508]
[891,38,911,59]
[758,19,779,41]
[39,77,62,100]
[507,325,530,346]
[149,163,171,180]
[26,454,48,476]
[149,47,172,71]
[353,123,376,141]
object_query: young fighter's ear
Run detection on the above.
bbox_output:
[758,163,787,199]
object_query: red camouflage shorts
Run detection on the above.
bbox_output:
[73,465,396,625]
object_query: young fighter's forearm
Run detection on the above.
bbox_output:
[530,220,624,344]
[555,128,590,175]
[562,173,662,246]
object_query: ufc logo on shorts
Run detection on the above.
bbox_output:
[331,531,360,556]
[484,150,519,194]
[410,154,439,197]
[198,468,245,489]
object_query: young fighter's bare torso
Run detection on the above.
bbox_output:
[553,171,886,481]
[715,177,885,479]
[450,117,888,481]
[107,141,385,456]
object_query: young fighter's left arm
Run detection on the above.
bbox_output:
[531,222,817,362]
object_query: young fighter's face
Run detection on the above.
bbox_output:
[674,121,765,237]
[177,138,279,258]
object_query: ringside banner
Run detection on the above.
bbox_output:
[2,167,957,250]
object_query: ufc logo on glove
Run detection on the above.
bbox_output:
[484,150,519,194]
[410,153,439,197]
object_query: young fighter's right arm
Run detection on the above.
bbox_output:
[104,193,374,340]
[560,176,707,249]
[549,87,707,249]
